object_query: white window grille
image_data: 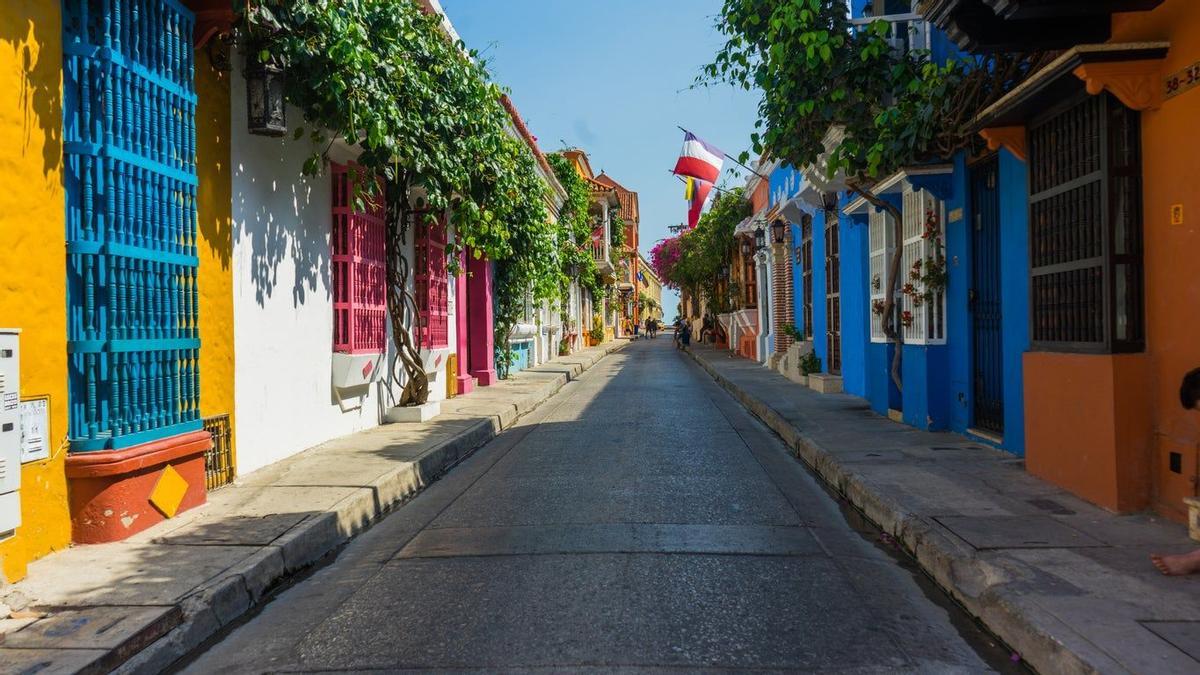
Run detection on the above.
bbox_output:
[868,208,896,343]
[899,187,947,345]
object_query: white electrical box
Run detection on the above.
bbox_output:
[0,329,22,535]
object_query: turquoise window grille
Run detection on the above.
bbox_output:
[63,0,202,452]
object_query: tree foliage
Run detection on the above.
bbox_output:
[703,0,1042,387]
[651,187,748,313]
[547,153,603,301]
[240,0,557,395]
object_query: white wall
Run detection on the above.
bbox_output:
[231,52,461,475]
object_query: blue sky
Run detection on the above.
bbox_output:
[440,0,760,321]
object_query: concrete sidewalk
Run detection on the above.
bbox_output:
[0,341,624,674]
[686,344,1200,675]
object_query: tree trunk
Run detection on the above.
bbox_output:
[384,175,430,407]
[848,182,904,394]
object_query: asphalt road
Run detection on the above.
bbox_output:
[182,336,1013,673]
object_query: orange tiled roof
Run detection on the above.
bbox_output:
[594,173,639,222]
[585,175,614,192]
[562,149,595,180]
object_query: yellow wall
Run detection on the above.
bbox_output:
[0,1,71,582]
[194,53,236,466]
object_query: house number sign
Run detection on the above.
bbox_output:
[1165,60,1200,100]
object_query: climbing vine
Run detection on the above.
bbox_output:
[547,152,603,315]
[239,0,556,401]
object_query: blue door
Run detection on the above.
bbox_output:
[970,158,1004,434]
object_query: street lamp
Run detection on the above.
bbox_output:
[753,226,766,251]
[770,218,787,245]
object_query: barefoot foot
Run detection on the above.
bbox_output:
[1151,550,1200,576]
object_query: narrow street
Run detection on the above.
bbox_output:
[183,338,1011,673]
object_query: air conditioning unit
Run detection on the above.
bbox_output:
[0,329,22,537]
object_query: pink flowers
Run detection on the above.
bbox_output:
[650,236,685,287]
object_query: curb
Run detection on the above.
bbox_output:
[116,342,626,675]
[684,346,1099,675]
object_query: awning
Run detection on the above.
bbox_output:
[973,42,1170,130]
[841,164,953,216]
[734,215,764,236]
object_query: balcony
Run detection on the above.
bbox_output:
[851,13,931,56]
[591,238,614,275]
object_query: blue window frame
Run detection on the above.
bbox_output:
[63,0,201,451]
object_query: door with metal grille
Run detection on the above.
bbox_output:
[970,158,1004,434]
[63,1,201,451]
[824,213,842,374]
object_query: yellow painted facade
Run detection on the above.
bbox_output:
[195,55,236,467]
[0,1,71,582]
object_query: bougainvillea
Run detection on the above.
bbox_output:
[650,236,686,289]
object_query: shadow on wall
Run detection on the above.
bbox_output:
[195,54,232,270]
[2,15,62,178]
[232,148,332,309]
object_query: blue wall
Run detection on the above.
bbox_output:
[997,150,1029,455]
[791,223,806,336]
[943,149,1028,455]
[947,151,973,436]
[811,207,828,370]
[839,207,869,397]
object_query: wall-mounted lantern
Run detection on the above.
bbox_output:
[740,237,752,256]
[719,264,729,279]
[753,226,766,251]
[770,218,787,245]
[567,262,580,278]
[245,56,287,136]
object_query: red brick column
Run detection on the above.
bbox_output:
[773,243,794,354]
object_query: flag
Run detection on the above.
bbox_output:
[687,178,714,229]
[673,131,724,184]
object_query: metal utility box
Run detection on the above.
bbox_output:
[0,329,21,535]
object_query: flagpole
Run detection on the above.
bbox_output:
[669,171,734,196]
[676,125,769,179]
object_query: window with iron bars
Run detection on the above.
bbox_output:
[413,212,450,349]
[332,164,387,354]
[1028,92,1144,353]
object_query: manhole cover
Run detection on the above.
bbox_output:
[935,515,1104,550]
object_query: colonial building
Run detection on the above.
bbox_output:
[921,0,1200,520]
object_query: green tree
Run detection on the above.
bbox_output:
[703,0,1041,388]
[240,0,556,402]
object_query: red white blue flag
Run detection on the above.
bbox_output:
[687,178,714,229]
[674,131,724,184]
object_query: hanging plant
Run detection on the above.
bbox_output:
[872,299,886,316]
[901,310,914,328]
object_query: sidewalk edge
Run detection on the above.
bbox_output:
[684,347,1106,675]
[116,341,625,675]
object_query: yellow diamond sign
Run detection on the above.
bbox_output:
[149,464,189,518]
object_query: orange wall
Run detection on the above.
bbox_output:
[1112,0,1200,519]
[1024,353,1152,513]
[750,179,769,213]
